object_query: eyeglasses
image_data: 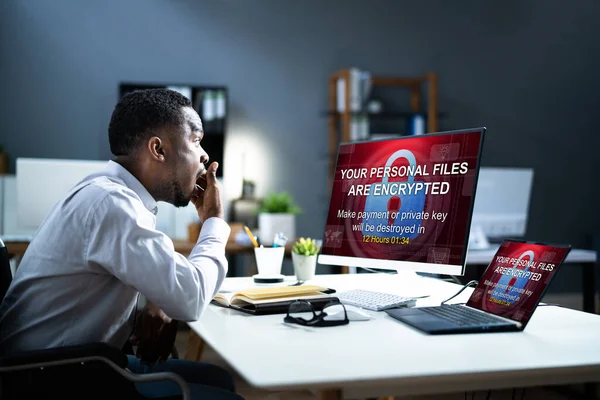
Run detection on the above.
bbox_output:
[284,300,349,327]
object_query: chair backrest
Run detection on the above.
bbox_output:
[0,239,12,304]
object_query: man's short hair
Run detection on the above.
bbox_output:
[109,88,192,156]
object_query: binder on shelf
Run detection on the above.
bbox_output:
[215,90,226,119]
[336,77,346,112]
[336,68,372,113]
[407,114,426,135]
[202,90,215,122]
[350,68,361,112]
[350,115,360,141]
[359,114,369,140]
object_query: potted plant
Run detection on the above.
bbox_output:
[257,191,301,245]
[291,237,320,281]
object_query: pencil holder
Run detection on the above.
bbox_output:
[254,247,285,277]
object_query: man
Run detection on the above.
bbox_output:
[0,89,243,399]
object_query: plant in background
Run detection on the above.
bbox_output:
[259,191,301,215]
[292,237,320,256]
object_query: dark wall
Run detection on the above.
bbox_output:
[1,0,598,291]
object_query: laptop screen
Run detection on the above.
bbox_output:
[466,240,571,324]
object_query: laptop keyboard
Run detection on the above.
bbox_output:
[420,304,510,326]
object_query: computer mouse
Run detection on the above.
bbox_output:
[324,304,373,321]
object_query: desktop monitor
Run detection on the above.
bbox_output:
[16,158,108,233]
[318,128,486,276]
[470,167,534,240]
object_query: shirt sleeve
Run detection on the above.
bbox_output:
[85,189,230,321]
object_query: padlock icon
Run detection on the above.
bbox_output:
[494,250,534,304]
[362,149,426,240]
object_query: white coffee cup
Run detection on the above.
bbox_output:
[254,247,285,276]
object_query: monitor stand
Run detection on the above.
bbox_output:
[395,268,419,280]
[349,267,419,279]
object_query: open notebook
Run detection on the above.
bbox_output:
[212,285,337,315]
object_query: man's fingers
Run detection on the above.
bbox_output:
[145,323,163,363]
[129,334,139,345]
[190,190,204,207]
[136,316,160,364]
[136,340,146,359]
[135,318,149,359]
[158,321,179,363]
[158,343,172,363]
[206,162,219,183]
[139,319,153,353]
[136,329,154,360]
[133,304,175,366]
[139,341,159,365]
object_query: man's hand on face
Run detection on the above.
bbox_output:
[130,302,178,366]
[191,161,224,222]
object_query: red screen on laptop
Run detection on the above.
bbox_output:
[466,241,570,324]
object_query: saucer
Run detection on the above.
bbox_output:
[252,274,285,284]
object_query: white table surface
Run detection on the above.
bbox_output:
[188,273,600,398]
[467,246,597,264]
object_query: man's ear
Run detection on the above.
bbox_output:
[148,137,165,162]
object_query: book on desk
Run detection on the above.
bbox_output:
[211,285,337,315]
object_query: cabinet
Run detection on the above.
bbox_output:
[326,69,439,181]
[119,82,228,178]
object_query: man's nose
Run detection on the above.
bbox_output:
[200,152,209,165]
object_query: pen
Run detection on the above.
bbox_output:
[244,226,259,248]
[273,232,288,248]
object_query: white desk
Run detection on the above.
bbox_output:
[467,247,598,314]
[6,236,598,313]
[188,273,600,399]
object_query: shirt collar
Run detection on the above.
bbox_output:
[105,160,158,215]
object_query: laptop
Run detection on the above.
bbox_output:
[386,239,571,334]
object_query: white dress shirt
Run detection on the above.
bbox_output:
[0,161,230,356]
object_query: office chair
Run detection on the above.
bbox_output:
[0,238,190,399]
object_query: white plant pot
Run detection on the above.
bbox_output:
[258,213,295,246]
[292,252,317,281]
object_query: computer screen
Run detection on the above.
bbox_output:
[466,239,570,325]
[318,128,486,275]
[16,158,108,232]
[470,167,534,240]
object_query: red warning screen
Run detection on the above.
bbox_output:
[467,241,570,323]
[320,130,484,266]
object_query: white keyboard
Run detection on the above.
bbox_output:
[337,289,417,311]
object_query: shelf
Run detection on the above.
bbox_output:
[326,69,439,188]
